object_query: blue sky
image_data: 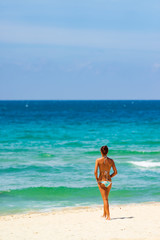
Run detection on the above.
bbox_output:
[0,0,160,100]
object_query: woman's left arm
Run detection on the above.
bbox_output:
[94,159,99,181]
[110,160,117,178]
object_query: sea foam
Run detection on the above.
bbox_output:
[130,161,160,168]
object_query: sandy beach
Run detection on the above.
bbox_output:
[0,202,159,240]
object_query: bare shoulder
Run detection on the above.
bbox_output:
[107,157,115,165]
[95,157,104,165]
[96,157,102,162]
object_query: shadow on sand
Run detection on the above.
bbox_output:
[111,216,134,220]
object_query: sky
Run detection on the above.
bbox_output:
[0,0,160,100]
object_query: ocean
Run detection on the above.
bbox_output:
[0,100,160,215]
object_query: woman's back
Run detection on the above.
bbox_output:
[98,156,113,181]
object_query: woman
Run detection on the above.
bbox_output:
[94,145,117,220]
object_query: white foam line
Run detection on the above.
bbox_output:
[130,161,160,168]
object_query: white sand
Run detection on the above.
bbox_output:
[0,202,160,240]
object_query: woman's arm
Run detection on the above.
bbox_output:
[110,160,117,178]
[94,159,99,181]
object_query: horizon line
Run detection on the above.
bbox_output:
[0,99,160,101]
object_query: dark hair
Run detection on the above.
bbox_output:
[100,145,108,155]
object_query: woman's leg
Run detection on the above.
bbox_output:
[104,199,110,219]
[98,184,106,217]
[98,183,112,219]
[104,184,112,220]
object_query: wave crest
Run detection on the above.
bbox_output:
[130,161,160,168]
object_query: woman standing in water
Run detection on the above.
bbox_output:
[94,145,117,220]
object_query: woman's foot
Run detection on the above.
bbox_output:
[106,216,111,220]
[101,214,106,218]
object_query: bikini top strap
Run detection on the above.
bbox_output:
[103,156,107,164]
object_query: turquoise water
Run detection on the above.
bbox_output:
[0,100,160,215]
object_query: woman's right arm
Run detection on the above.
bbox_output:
[110,160,117,178]
[94,159,99,181]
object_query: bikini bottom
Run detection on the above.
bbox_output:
[98,180,112,188]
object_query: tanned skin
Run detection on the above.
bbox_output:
[94,151,117,220]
